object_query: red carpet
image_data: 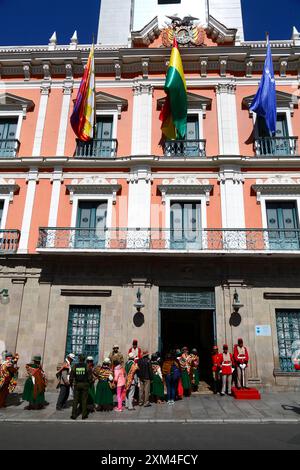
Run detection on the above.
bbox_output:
[232,387,261,400]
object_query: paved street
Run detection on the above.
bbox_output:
[0,422,300,450]
[1,389,300,423]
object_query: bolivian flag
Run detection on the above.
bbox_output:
[160,38,187,140]
[71,44,95,141]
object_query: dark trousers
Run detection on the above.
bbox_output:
[71,383,89,419]
[166,375,177,401]
[139,379,150,406]
[56,384,70,410]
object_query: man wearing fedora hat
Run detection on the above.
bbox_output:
[109,345,124,369]
[56,353,75,411]
[137,350,153,407]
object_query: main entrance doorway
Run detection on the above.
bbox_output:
[159,288,216,383]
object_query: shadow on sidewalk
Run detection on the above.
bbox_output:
[282,405,300,415]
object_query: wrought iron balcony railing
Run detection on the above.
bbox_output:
[0,139,20,158]
[163,139,206,158]
[255,137,298,156]
[37,228,300,252]
[75,139,118,158]
[0,230,20,253]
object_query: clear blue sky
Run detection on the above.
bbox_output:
[0,0,298,45]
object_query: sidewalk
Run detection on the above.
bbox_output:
[1,390,300,423]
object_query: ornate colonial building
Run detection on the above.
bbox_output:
[1,0,300,388]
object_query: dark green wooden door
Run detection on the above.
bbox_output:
[185,115,199,157]
[75,201,107,249]
[95,116,113,157]
[266,201,299,250]
[0,118,18,157]
[66,306,101,364]
[170,201,201,249]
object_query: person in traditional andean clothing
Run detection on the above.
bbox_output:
[219,344,234,396]
[86,356,96,412]
[56,352,75,411]
[211,345,220,394]
[162,351,181,405]
[125,352,139,410]
[189,348,200,392]
[233,338,249,389]
[94,358,114,412]
[179,347,192,397]
[0,352,19,408]
[109,345,124,369]
[113,359,126,412]
[151,353,164,404]
[128,339,142,363]
[22,355,47,410]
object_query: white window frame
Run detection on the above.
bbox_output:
[71,194,113,249]
[95,111,118,158]
[0,111,23,149]
[252,108,293,137]
[165,194,208,250]
[0,196,10,230]
[260,195,300,250]
[187,110,204,139]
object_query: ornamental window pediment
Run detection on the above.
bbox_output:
[95,92,128,119]
[158,177,213,205]
[0,93,35,118]
[66,177,121,204]
[0,178,19,202]
[243,91,298,117]
[252,176,300,203]
[157,92,212,116]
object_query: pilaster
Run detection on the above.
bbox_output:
[218,165,245,229]
[18,168,39,253]
[131,81,153,155]
[215,81,240,155]
[32,69,51,156]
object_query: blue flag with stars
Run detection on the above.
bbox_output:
[250,38,276,135]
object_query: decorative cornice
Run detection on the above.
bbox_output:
[127,166,152,184]
[132,81,153,96]
[0,178,19,202]
[215,81,236,95]
[67,177,121,204]
[218,168,244,184]
[158,177,213,205]
[252,176,300,203]
[131,17,160,46]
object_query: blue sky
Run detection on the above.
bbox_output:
[0,0,298,45]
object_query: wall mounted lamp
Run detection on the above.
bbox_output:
[134,288,145,313]
[232,289,243,313]
[0,289,9,305]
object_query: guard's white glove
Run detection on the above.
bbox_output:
[239,364,247,370]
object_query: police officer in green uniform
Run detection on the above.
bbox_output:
[70,354,92,420]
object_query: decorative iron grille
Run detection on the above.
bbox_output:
[276,309,300,372]
[66,306,101,364]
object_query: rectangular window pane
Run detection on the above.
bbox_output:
[276,309,300,371]
[66,306,101,364]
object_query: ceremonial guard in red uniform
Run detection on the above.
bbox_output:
[211,346,220,394]
[128,339,142,363]
[219,345,234,396]
[234,338,249,389]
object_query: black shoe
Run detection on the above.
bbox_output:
[82,416,88,420]
[70,416,76,420]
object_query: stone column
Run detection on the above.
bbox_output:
[215,82,239,155]
[18,168,39,254]
[131,82,153,155]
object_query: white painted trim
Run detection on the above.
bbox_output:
[70,194,113,229]
[18,169,38,253]
[0,110,23,142]
[32,89,50,156]
[260,195,300,229]
[56,92,72,156]
[165,194,208,250]
[0,196,10,230]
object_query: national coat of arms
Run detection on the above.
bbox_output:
[162,15,205,47]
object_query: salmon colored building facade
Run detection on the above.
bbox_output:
[1,0,300,389]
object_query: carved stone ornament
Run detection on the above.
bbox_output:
[162,23,205,48]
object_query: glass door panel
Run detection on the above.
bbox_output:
[76,201,107,249]
[170,202,201,249]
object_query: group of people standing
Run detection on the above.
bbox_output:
[212,339,249,396]
[0,338,249,416]
[57,340,203,419]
